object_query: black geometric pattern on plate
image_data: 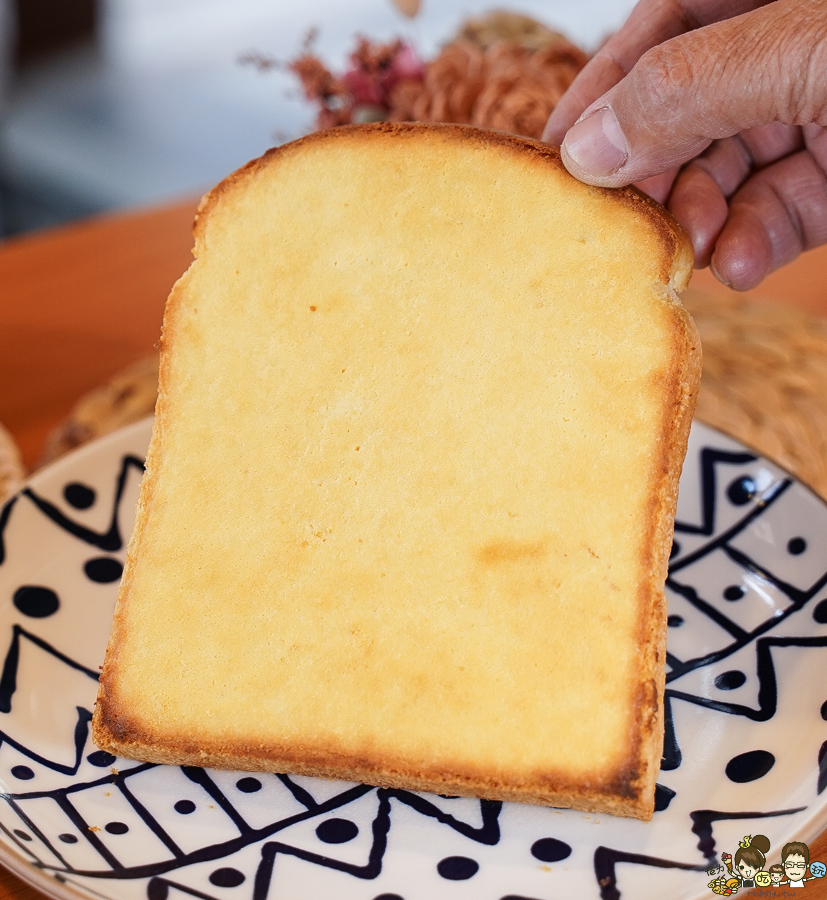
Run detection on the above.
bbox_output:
[0,423,825,900]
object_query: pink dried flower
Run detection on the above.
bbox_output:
[288,36,425,129]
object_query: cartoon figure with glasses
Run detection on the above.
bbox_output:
[780,842,827,887]
[710,837,826,894]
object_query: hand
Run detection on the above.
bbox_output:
[543,0,827,290]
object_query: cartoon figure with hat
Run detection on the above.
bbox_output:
[721,835,771,889]
[710,837,826,892]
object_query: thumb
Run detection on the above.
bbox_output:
[560,0,827,187]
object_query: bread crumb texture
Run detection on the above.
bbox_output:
[94,124,698,820]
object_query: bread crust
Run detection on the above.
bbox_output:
[93,123,699,821]
[92,718,648,817]
[193,122,693,289]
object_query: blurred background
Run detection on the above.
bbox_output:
[0,0,636,239]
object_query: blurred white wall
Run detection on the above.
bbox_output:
[0,0,637,235]
[99,0,629,68]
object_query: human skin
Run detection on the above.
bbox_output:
[543,0,827,290]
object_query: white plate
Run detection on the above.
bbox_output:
[1,417,826,900]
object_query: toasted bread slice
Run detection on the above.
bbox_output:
[93,123,699,819]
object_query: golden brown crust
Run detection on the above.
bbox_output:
[93,707,646,817]
[194,122,693,281]
[94,273,189,751]
[93,122,698,821]
[624,303,702,817]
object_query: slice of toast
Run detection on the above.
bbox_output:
[92,123,699,820]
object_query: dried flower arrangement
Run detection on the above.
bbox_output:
[285,10,590,140]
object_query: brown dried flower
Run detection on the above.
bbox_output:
[388,37,587,140]
[287,13,589,140]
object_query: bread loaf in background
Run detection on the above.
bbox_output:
[93,123,700,820]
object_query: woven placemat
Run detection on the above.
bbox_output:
[683,289,827,499]
[36,355,160,470]
[29,292,827,502]
[0,422,24,506]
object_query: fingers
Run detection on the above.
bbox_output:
[705,140,827,288]
[558,0,827,188]
[543,51,627,145]
[634,168,680,204]
[668,165,730,266]
[543,0,768,144]
[544,0,699,145]
[804,121,827,169]
[668,124,804,265]
[740,122,806,168]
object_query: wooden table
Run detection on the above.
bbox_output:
[3,200,827,471]
[1,201,827,899]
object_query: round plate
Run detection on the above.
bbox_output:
[1,418,826,900]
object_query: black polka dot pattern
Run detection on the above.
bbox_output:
[715,670,746,690]
[13,585,59,618]
[1,423,825,898]
[147,879,169,900]
[727,475,757,505]
[725,750,775,783]
[315,818,358,844]
[63,482,96,509]
[209,868,245,888]
[727,476,756,505]
[87,751,117,767]
[437,856,479,880]
[84,557,123,583]
[531,838,572,862]
[654,784,676,812]
[235,777,262,793]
